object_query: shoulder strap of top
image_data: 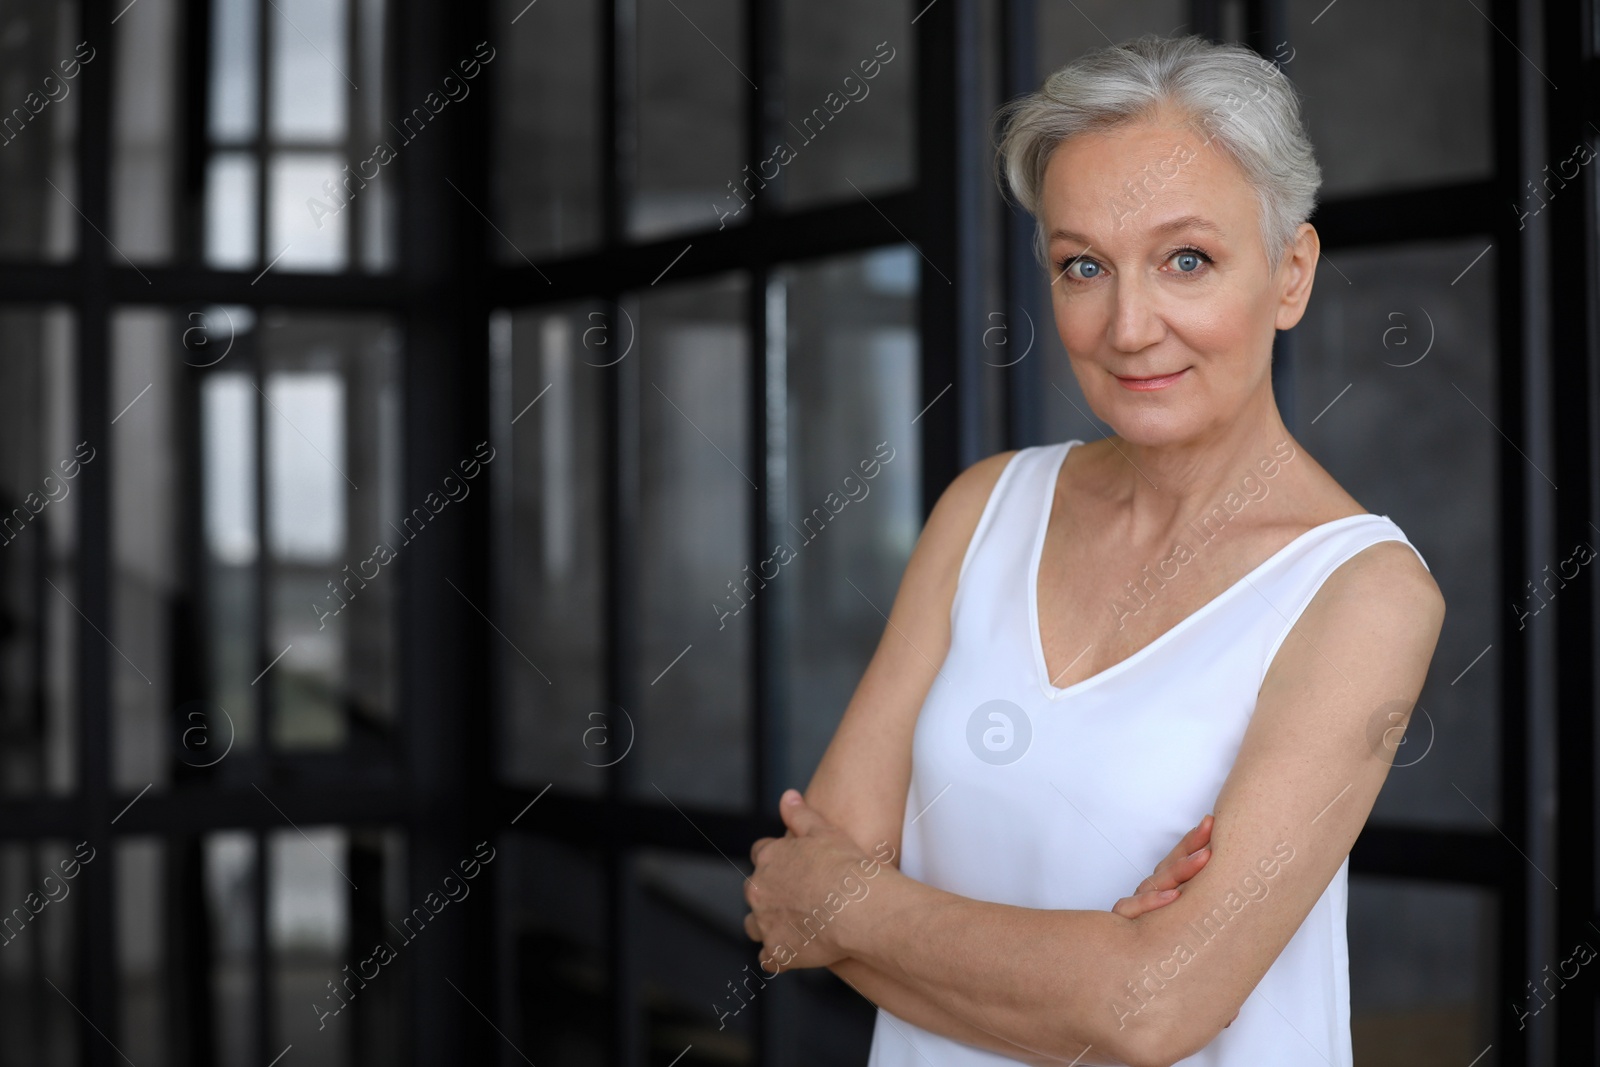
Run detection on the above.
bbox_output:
[953,441,1080,590]
[1256,514,1428,682]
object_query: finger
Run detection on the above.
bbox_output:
[777,789,830,836]
[1135,823,1211,895]
[1111,886,1180,919]
[1136,845,1212,895]
[1155,816,1215,873]
[744,913,761,941]
[750,836,777,865]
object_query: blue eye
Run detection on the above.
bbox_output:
[1169,247,1212,273]
[1059,256,1100,280]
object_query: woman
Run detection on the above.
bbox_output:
[743,33,1444,1067]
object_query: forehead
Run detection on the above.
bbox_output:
[1040,114,1257,249]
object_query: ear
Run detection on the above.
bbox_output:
[1273,222,1319,332]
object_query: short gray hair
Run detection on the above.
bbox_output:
[993,33,1321,273]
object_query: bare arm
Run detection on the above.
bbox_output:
[784,539,1444,1066]
[820,818,1220,1067]
[798,450,1085,1060]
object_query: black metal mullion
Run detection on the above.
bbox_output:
[1491,0,1536,1064]
[1187,0,1225,43]
[179,0,212,264]
[915,0,983,516]
[344,0,362,271]
[1545,1,1599,1065]
[744,1,788,1061]
[76,0,119,1062]
[252,829,270,1067]
[1241,0,1298,430]
[602,0,643,1062]
[998,0,1040,450]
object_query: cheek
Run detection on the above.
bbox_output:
[1050,286,1106,351]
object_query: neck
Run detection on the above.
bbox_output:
[1107,388,1297,544]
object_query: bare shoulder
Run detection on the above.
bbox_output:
[1308,536,1446,629]
[911,448,1022,582]
[931,448,1020,526]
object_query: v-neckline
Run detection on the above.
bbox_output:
[1028,440,1380,701]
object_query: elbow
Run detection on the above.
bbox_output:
[1113,1031,1178,1067]
[1086,1006,1199,1067]
[1123,1017,1223,1067]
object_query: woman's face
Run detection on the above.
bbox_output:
[1039,108,1317,446]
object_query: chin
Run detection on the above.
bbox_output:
[1098,403,1208,447]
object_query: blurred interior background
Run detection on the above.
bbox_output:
[0,0,1593,1063]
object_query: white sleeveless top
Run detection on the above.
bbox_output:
[865,439,1428,1067]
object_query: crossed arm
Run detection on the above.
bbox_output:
[743,454,1446,1067]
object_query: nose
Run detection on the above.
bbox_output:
[1107,273,1165,353]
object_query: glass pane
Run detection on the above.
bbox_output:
[1037,1,1187,74]
[111,0,179,262]
[201,353,263,764]
[0,307,78,797]
[210,0,260,143]
[1289,3,1490,196]
[110,309,184,791]
[778,2,912,209]
[341,828,408,1064]
[0,3,81,261]
[775,248,920,797]
[269,826,351,1065]
[269,152,349,272]
[495,306,606,794]
[1291,239,1498,828]
[502,835,607,1063]
[206,152,259,268]
[0,840,82,1066]
[117,838,169,1063]
[630,275,751,809]
[268,0,349,143]
[353,0,395,272]
[208,0,393,272]
[259,312,401,753]
[632,0,744,239]
[636,850,754,1063]
[204,831,258,1066]
[496,0,601,259]
[1349,878,1496,1066]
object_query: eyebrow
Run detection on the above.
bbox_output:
[1049,214,1227,244]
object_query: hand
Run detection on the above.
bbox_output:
[1111,814,1239,1030]
[1110,813,1214,919]
[743,790,882,972]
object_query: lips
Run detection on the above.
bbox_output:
[1115,368,1188,391]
